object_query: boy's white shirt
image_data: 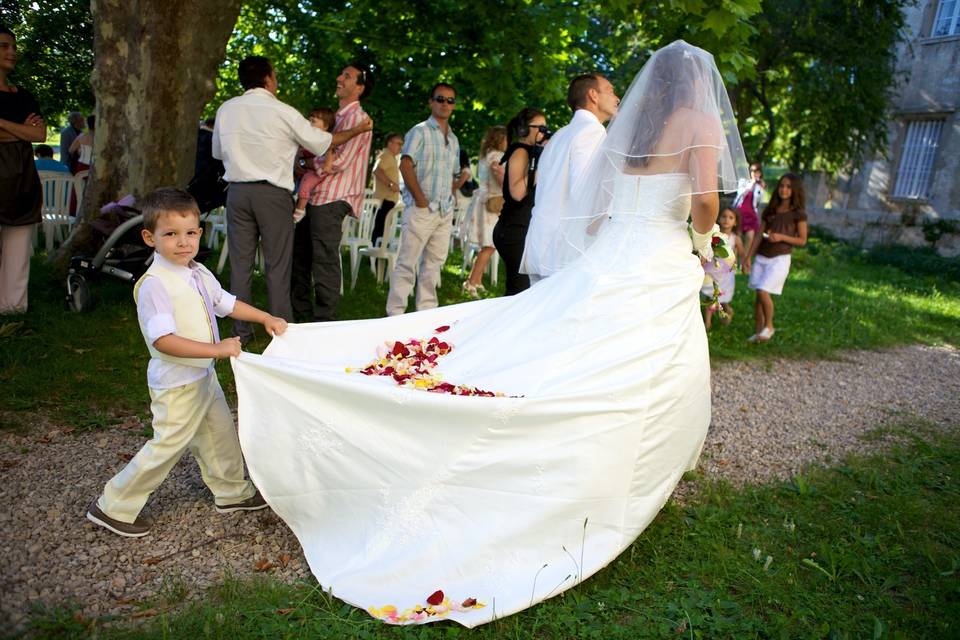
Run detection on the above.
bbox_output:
[137,252,236,389]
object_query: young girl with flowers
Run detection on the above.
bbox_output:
[742,173,808,343]
[701,205,743,329]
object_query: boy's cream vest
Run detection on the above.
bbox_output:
[133,260,220,369]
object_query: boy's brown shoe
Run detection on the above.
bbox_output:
[86,500,151,538]
[216,491,268,514]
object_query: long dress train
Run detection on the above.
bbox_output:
[232,173,709,626]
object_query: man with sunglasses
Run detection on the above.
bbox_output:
[386,82,466,316]
[520,73,619,284]
[291,63,374,322]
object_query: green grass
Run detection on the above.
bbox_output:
[1,235,958,430]
[703,235,960,360]
[23,423,960,639]
[0,246,500,431]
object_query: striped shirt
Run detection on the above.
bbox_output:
[306,101,372,216]
[401,116,460,215]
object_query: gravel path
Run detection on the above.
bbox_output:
[1,344,957,631]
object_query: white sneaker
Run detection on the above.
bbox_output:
[757,327,775,342]
[747,334,759,343]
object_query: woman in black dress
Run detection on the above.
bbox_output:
[0,25,45,314]
[492,107,547,296]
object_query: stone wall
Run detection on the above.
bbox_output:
[808,206,960,258]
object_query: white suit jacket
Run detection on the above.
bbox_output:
[520,109,606,277]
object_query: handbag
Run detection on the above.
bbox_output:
[485,195,504,214]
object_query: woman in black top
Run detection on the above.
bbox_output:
[492,107,547,296]
[0,25,45,314]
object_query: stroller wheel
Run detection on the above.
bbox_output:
[66,273,91,312]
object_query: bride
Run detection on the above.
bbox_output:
[232,40,747,627]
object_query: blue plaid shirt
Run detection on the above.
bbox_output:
[401,116,460,215]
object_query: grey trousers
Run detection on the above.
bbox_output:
[225,182,295,340]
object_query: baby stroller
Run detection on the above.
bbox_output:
[65,195,212,312]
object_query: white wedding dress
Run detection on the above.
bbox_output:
[233,173,710,626]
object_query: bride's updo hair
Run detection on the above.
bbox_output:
[625,45,706,168]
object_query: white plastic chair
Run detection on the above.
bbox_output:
[38,171,76,252]
[341,198,378,286]
[448,195,472,253]
[204,206,227,250]
[352,203,403,288]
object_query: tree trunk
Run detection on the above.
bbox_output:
[751,74,776,165]
[49,0,242,270]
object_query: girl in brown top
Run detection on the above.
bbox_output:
[742,173,808,343]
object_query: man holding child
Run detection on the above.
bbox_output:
[213,56,371,343]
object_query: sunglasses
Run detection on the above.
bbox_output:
[432,96,456,105]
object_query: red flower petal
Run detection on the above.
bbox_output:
[711,236,722,246]
[426,590,444,605]
[462,598,477,607]
[435,325,450,333]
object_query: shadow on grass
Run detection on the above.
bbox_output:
[21,422,960,639]
[2,240,957,430]
[705,237,959,361]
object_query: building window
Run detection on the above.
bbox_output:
[933,0,960,36]
[893,119,944,199]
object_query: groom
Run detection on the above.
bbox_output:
[520,73,619,283]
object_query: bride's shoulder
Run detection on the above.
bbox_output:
[668,109,722,143]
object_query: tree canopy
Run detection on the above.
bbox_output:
[3,0,909,177]
[1,0,95,126]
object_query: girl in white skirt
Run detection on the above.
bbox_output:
[742,173,808,343]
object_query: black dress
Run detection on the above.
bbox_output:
[0,87,42,227]
[492,143,538,296]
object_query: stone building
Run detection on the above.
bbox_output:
[809,0,960,255]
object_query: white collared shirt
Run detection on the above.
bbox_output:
[213,88,333,192]
[521,109,606,276]
[137,253,237,389]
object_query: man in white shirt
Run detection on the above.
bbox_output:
[519,73,619,283]
[213,56,371,343]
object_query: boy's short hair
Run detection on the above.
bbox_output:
[35,144,55,158]
[238,56,273,90]
[140,187,201,232]
[308,107,336,132]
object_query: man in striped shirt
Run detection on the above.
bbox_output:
[291,64,374,321]
[385,82,467,316]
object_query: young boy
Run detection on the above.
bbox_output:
[86,187,288,537]
[294,107,337,222]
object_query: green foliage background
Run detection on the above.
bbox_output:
[1,0,910,171]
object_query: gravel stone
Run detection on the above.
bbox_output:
[0,344,956,630]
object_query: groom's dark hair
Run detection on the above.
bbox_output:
[567,73,603,112]
[239,56,273,90]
